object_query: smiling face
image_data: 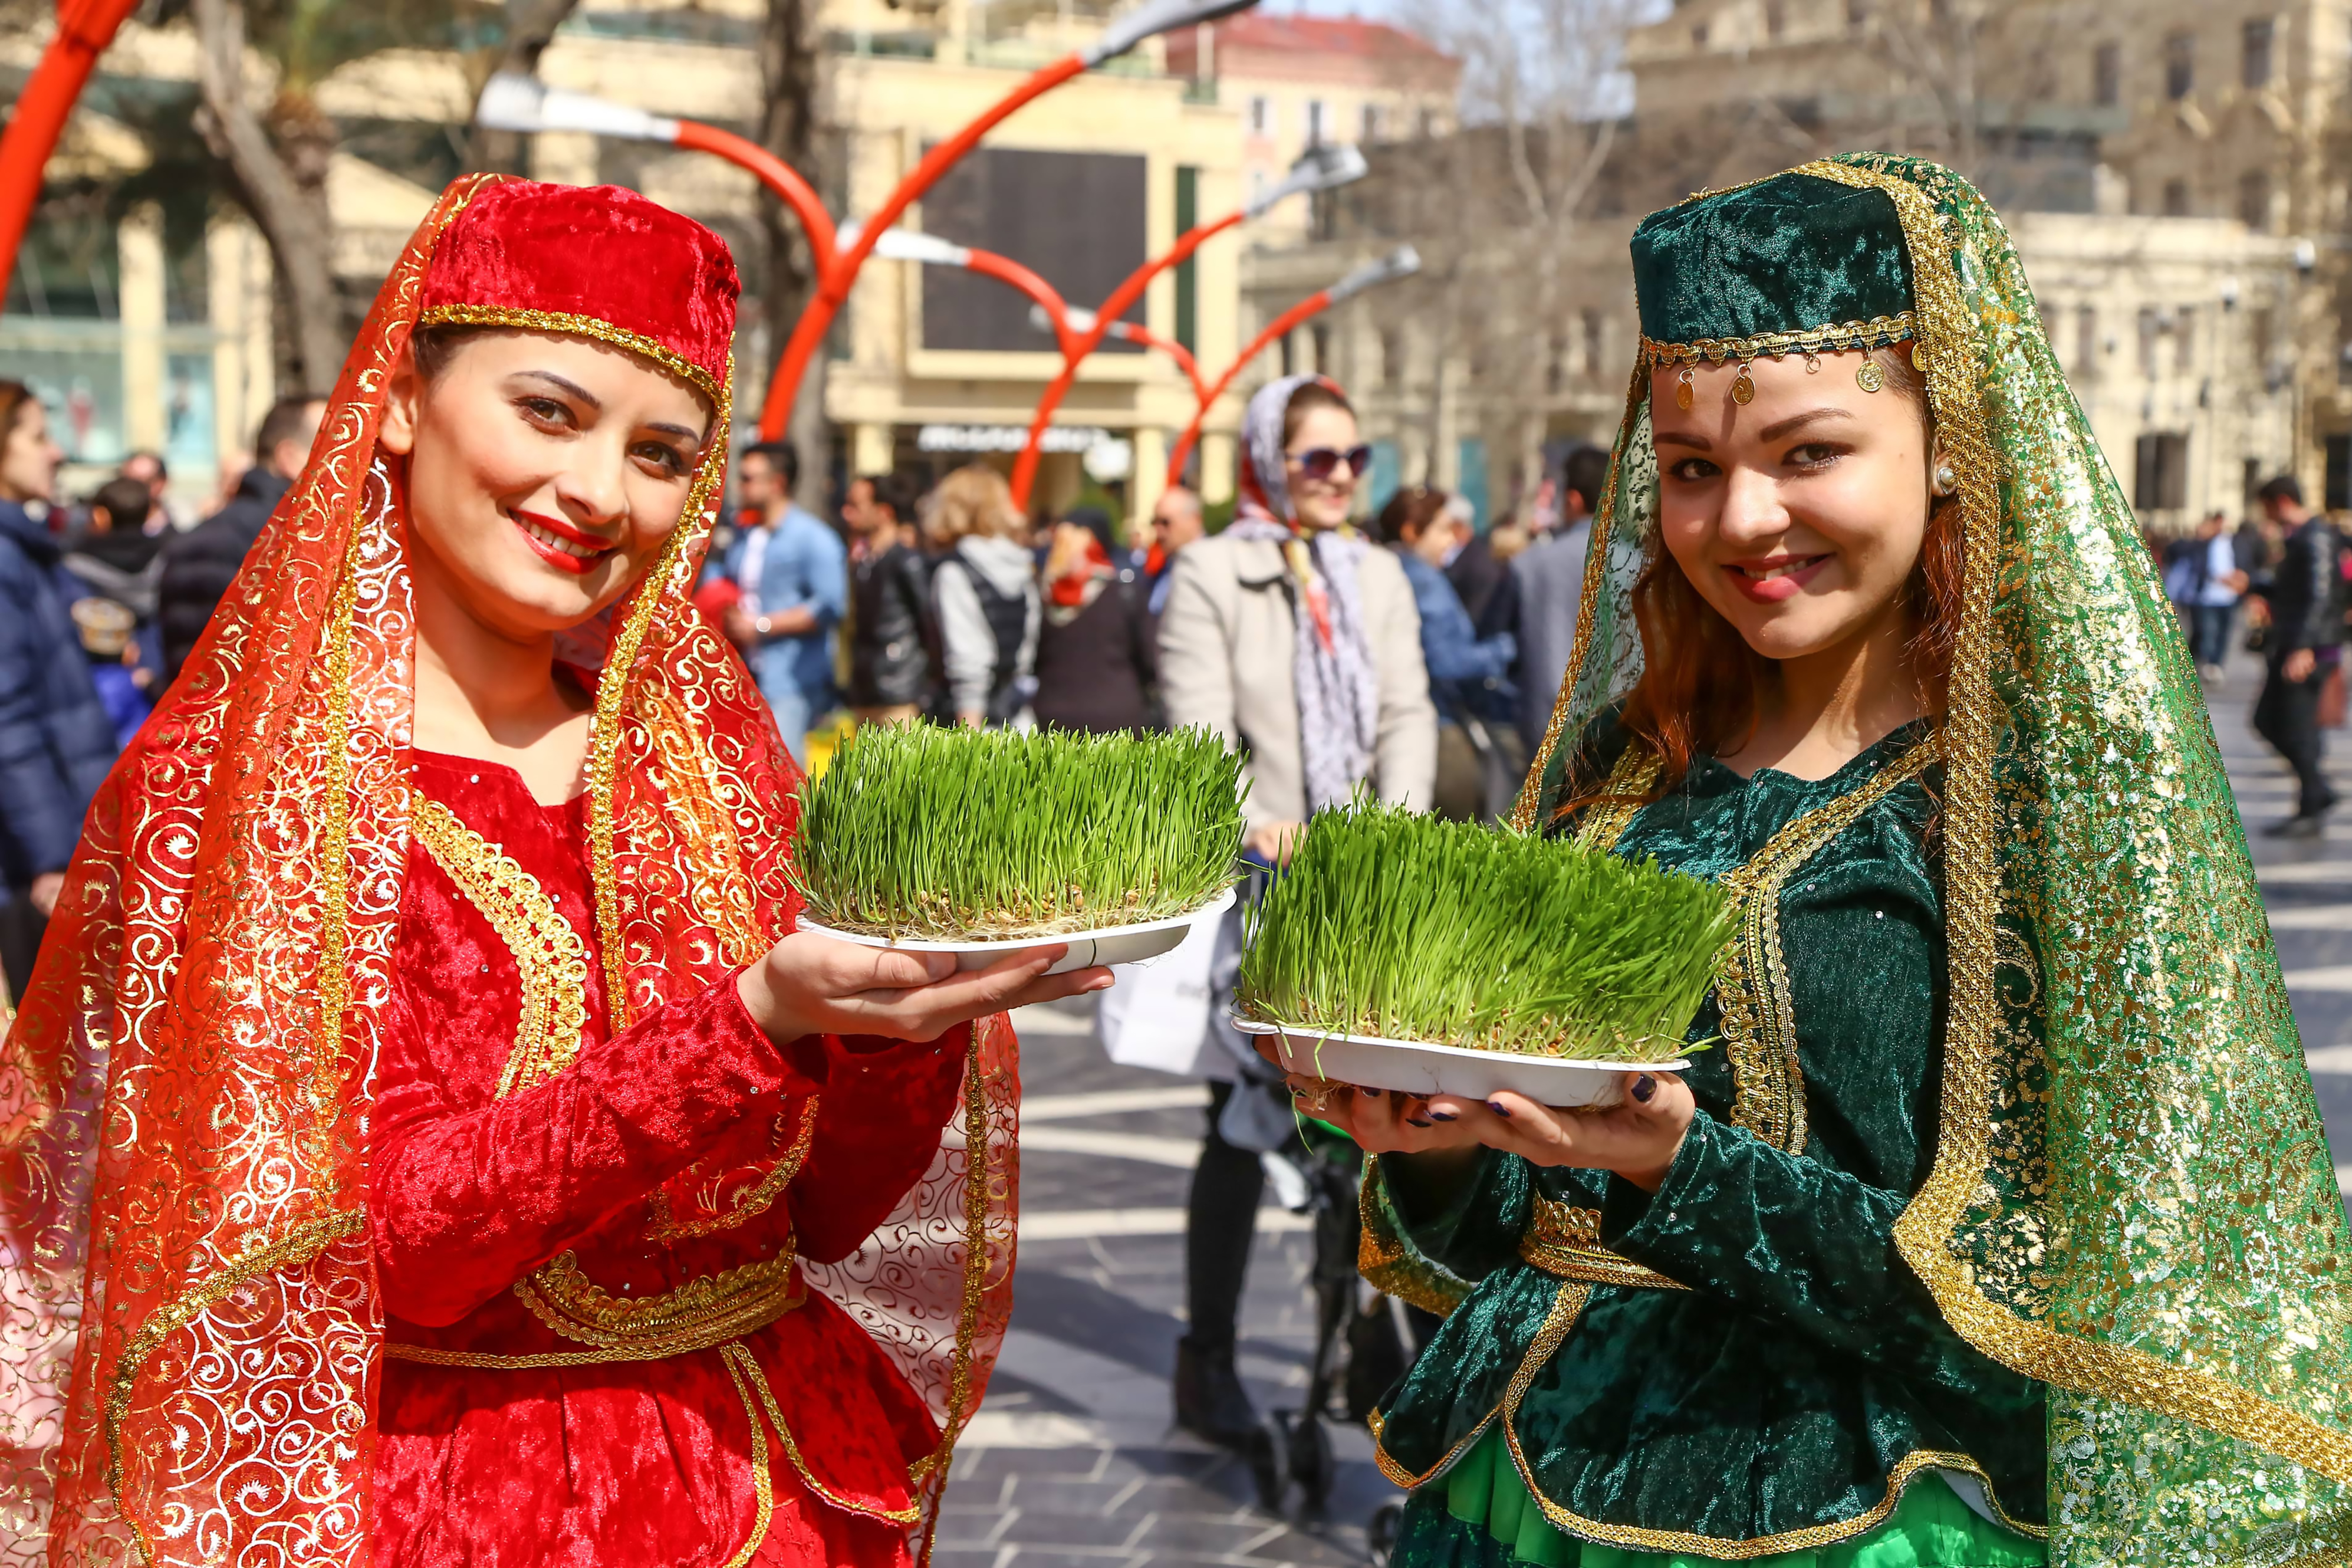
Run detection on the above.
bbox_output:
[379,328,713,641]
[1648,349,1934,665]
[1284,402,1362,533]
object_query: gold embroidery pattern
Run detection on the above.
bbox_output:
[407,789,592,1097]
[648,1097,822,1242]
[1712,733,1942,1155]
[1370,1280,1591,1491]
[1517,1199,1687,1292]
[1638,312,1917,372]
[736,1345,926,1525]
[512,1250,805,1359]
[1571,749,1661,851]
[1357,1156,1475,1317]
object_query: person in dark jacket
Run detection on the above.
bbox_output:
[2252,474,2344,836]
[1379,485,1518,819]
[1033,505,1157,734]
[0,380,119,1002]
[842,468,935,724]
[156,394,325,685]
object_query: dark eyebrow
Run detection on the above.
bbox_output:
[511,370,706,445]
[1756,406,1856,443]
[1652,427,1710,450]
[509,369,602,410]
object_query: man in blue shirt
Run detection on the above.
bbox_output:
[722,441,846,765]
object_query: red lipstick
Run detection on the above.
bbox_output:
[1724,553,1831,604]
[509,508,616,576]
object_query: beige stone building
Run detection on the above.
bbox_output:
[1,0,1253,524]
[1247,0,2345,532]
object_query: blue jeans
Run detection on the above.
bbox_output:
[766,684,817,768]
[2189,602,2237,669]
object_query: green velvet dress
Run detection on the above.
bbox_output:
[1368,718,2050,1563]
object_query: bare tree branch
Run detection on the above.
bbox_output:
[190,0,344,394]
[462,0,587,174]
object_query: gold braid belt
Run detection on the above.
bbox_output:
[385,1249,806,1370]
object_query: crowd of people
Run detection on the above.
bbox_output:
[2,164,2347,1568]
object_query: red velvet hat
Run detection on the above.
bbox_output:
[418,178,740,408]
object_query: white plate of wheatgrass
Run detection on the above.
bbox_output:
[1230,799,1729,1110]
[790,724,1246,977]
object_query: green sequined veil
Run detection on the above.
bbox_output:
[1512,155,2352,1565]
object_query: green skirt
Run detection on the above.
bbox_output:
[1393,1431,2046,1568]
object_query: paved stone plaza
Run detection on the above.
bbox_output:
[943,646,2352,1568]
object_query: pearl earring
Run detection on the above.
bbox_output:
[1932,462,1958,496]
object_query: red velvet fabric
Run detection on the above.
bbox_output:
[371,753,966,1568]
[421,181,740,390]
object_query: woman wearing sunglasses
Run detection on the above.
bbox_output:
[1156,373,1436,1451]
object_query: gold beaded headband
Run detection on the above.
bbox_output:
[1638,310,1918,409]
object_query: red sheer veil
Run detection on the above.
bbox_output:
[0,174,1019,1566]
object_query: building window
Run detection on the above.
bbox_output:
[2252,306,2274,367]
[1279,330,1295,377]
[1361,103,1382,142]
[2162,178,2191,217]
[2076,305,2099,380]
[2329,435,2352,510]
[1847,0,1867,27]
[1547,332,1568,394]
[2243,16,2274,88]
[1765,0,1787,38]
[2134,432,2189,511]
[2094,42,2121,106]
[1692,21,1708,46]
[1174,165,1199,355]
[1310,322,1331,375]
[2239,168,2272,230]
[2137,306,2161,377]
[2039,302,2059,346]
[2245,456,2263,503]
[2165,32,2194,99]
[1248,95,1271,135]
[1306,99,1327,145]
[1380,328,1404,388]
[2175,305,2197,374]
[1582,309,1605,377]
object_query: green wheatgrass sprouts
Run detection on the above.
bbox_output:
[1235,801,1734,1062]
[791,724,1246,939]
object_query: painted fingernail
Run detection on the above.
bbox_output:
[1632,1075,1657,1103]
[1406,1116,1433,1128]
[1427,1108,1457,1122]
[1486,1100,1511,1119]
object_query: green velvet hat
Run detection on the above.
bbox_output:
[1631,171,1917,393]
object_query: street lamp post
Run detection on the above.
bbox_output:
[472,0,1261,441]
[854,224,1088,361]
[1164,245,1420,490]
[1005,141,1367,508]
[1034,304,1208,403]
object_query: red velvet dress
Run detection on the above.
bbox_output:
[370,752,965,1567]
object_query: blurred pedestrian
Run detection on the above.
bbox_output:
[118,449,189,532]
[1512,444,1605,752]
[1378,485,1518,820]
[1157,374,1433,1455]
[719,440,845,766]
[63,475,165,624]
[157,394,326,686]
[842,467,934,725]
[1441,496,1512,634]
[0,380,116,1003]
[71,597,150,747]
[2252,475,2342,835]
[1033,505,1155,734]
[930,463,1039,728]
[1144,483,1205,616]
[2164,511,2249,683]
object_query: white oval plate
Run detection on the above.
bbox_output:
[1232,1017,1688,1109]
[797,887,1237,977]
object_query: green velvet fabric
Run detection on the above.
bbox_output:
[1631,173,1914,344]
[1377,716,2048,1554]
[1398,1431,2045,1568]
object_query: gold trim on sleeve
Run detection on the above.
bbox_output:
[647,1096,823,1242]
[407,788,593,1097]
[1516,1199,1687,1291]
[1357,1155,1476,1317]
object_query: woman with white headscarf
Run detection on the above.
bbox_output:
[1155,372,1436,1453]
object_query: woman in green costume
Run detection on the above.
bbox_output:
[1283,156,2352,1568]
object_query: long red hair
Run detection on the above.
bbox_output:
[1561,346,1964,818]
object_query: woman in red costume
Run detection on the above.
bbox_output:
[0,177,1106,1568]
